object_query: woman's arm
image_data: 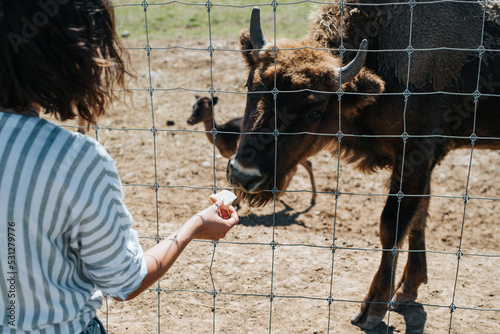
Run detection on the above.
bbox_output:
[118,201,239,301]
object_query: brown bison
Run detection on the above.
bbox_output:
[226,1,500,329]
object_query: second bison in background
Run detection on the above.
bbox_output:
[227,1,500,329]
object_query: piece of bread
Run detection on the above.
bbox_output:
[209,190,237,210]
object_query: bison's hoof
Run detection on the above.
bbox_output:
[351,304,386,330]
[390,292,418,312]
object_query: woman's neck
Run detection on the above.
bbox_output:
[0,103,41,117]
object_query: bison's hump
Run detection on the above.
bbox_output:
[309,0,495,91]
[378,1,483,91]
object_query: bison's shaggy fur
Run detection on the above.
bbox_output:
[227,0,500,329]
[309,0,497,91]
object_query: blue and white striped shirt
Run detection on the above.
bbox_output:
[0,113,147,333]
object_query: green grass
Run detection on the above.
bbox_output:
[112,0,315,41]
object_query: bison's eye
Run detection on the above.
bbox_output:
[307,110,323,122]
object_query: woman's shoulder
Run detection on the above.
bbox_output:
[64,127,114,169]
[35,117,115,169]
[0,113,115,170]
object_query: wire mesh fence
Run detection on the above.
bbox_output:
[70,0,500,333]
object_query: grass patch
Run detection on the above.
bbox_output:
[112,0,315,41]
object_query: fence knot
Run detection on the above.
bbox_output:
[473,90,481,102]
[152,181,159,192]
[271,0,279,10]
[449,302,457,313]
[330,243,337,254]
[327,296,334,305]
[147,86,154,97]
[406,45,414,57]
[462,193,470,204]
[144,44,152,55]
[211,185,218,193]
[141,0,148,10]
[270,240,277,250]
[271,88,279,99]
[387,299,394,310]
[403,89,411,101]
[477,45,486,56]
[150,125,157,136]
[334,188,341,199]
[268,292,276,302]
[469,133,477,146]
[397,191,404,202]
[338,45,346,55]
[400,131,409,143]
[336,130,344,141]
[456,249,464,260]
[205,1,212,11]
[211,127,218,138]
[336,88,344,98]
[391,246,399,257]
[271,187,279,196]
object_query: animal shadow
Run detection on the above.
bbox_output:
[238,200,315,227]
[363,303,427,334]
[398,303,427,334]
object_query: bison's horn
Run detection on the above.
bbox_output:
[339,39,368,83]
[250,7,269,50]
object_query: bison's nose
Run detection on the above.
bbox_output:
[227,157,267,193]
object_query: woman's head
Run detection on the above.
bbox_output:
[0,0,128,123]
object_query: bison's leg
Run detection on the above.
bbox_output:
[391,195,429,310]
[276,164,298,201]
[352,167,431,329]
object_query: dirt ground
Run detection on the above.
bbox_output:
[58,37,500,333]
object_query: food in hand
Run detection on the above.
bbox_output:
[209,190,237,217]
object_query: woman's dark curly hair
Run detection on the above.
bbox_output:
[0,0,128,123]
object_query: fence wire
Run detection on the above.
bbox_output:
[64,1,500,333]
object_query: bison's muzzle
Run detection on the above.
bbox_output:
[226,156,268,193]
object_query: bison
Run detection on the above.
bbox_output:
[226,0,500,329]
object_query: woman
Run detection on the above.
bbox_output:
[0,1,239,333]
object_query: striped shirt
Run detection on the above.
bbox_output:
[0,113,147,333]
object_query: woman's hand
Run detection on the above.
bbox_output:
[187,200,239,241]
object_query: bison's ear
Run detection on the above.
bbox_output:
[340,69,385,119]
[239,29,255,67]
